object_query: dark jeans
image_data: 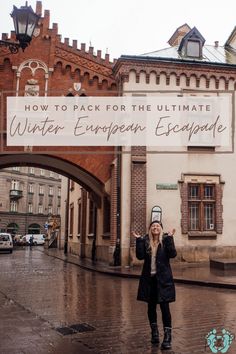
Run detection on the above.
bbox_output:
[147,276,172,327]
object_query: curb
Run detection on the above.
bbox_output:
[43,250,236,290]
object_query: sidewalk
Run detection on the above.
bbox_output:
[43,248,236,289]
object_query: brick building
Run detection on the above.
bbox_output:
[0,1,119,264]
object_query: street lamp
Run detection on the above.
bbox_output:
[0,2,39,54]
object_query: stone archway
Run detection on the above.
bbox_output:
[0,152,116,263]
[0,153,105,206]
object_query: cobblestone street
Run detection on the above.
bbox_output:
[0,248,236,354]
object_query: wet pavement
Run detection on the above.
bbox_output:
[0,247,236,354]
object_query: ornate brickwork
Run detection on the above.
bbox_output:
[114,60,236,90]
[0,1,117,94]
[55,48,113,78]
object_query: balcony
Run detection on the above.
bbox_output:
[10,189,23,199]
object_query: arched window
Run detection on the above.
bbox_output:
[7,223,19,235]
[28,223,40,234]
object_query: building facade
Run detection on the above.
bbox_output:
[113,24,236,264]
[59,174,112,262]
[2,2,236,266]
[0,166,61,236]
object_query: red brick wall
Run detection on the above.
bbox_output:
[0,1,118,185]
[130,146,146,247]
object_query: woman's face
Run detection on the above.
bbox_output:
[150,222,162,236]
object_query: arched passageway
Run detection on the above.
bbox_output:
[0,154,105,206]
[0,153,117,265]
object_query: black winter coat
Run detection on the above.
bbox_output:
[136,234,177,303]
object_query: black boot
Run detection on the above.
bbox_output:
[161,327,172,350]
[150,323,159,344]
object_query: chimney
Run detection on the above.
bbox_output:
[36,1,42,16]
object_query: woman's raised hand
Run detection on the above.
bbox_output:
[132,231,141,238]
[168,229,176,236]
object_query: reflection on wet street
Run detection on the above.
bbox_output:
[0,248,236,354]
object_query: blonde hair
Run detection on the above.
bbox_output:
[148,223,163,254]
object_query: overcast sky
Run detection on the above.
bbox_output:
[1,0,236,60]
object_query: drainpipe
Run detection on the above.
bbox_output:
[64,178,70,254]
[113,77,123,266]
[113,146,121,266]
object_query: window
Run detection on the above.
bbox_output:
[49,186,53,196]
[7,222,19,235]
[57,206,61,215]
[186,40,200,57]
[12,166,20,171]
[11,179,20,190]
[39,185,44,195]
[29,183,34,193]
[69,203,74,235]
[103,197,110,233]
[49,171,54,178]
[58,187,61,196]
[28,223,40,234]
[10,201,18,212]
[28,203,33,213]
[188,184,215,231]
[178,27,204,59]
[48,206,52,214]
[40,169,45,176]
[180,174,223,236]
[29,167,35,174]
[70,180,75,191]
[78,200,81,235]
[89,199,94,234]
[38,205,43,214]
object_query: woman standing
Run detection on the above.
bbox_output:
[133,221,177,350]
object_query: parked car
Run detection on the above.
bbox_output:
[22,234,46,246]
[0,233,13,253]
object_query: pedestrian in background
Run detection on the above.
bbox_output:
[29,235,34,250]
[132,221,177,350]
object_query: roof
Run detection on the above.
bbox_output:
[167,23,191,46]
[138,44,236,65]
[225,26,236,50]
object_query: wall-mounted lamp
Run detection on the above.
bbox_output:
[0,2,39,54]
[151,206,162,223]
